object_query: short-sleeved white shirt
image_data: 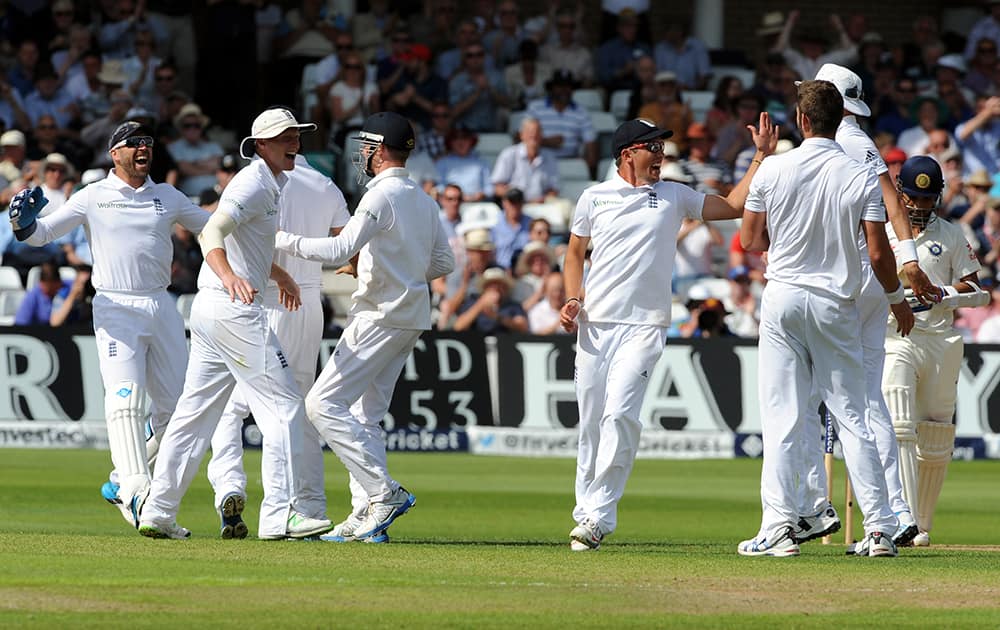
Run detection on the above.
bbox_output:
[571,174,706,326]
[270,155,349,291]
[26,170,208,292]
[886,219,981,334]
[836,115,888,259]
[198,158,286,295]
[745,137,883,301]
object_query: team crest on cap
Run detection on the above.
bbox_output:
[915,173,931,189]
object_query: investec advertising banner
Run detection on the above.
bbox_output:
[2,328,1000,458]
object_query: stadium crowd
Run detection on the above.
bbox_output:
[4,1,1000,341]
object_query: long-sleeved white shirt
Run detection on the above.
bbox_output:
[274,167,454,330]
[24,170,209,293]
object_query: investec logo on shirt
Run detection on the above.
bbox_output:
[97,201,129,209]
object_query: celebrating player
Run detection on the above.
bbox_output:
[738,80,913,558]
[273,111,455,542]
[7,122,209,529]
[138,108,333,540]
[882,156,988,547]
[559,112,777,551]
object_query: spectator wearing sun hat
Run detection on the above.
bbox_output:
[679,122,733,195]
[452,266,528,333]
[512,240,556,308]
[168,102,223,196]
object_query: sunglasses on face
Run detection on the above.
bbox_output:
[155,74,175,82]
[844,86,864,100]
[182,122,202,130]
[465,51,485,58]
[115,135,155,149]
[630,141,664,154]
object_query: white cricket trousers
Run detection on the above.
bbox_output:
[572,321,667,535]
[800,271,910,516]
[757,282,895,539]
[144,289,308,537]
[306,316,420,507]
[207,287,328,519]
[882,330,963,423]
[93,290,187,485]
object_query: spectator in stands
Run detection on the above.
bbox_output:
[65,50,111,126]
[327,51,379,148]
[417,102,452,160]
[883,146,907,183]
[875,77,919,139]
[771,11,857,83]
[351,0,399,64]
[8,39,41,98]
[376,27,413,97]
[13,261,70,326]
[449,43,509,133]
[26,114,89,171]
[272,0,338,105]
[435,126,491,202]
[37,153,75,216]
[81,88,133,164]
[453,266,528,333]
[0,130,28,194]
[98,0,166,60]
[512,240,556,310]
[49,266,94,327]
[680,296,732,338]
[540,9,593,88]
[976,198,1000,267]
[0,78,31,133]
[437,19,494,82]
[52,23,94,85]
[673,215,723,298]
[964,4,1000,63]
[432,183,466,300]
[939,77,975,132]
[385,44,446,132]
[485,0,524,68]
[491,117,559,203]
[528,271,569,335]
[939,148,966,216]
[653,21,711,91]
[725,266,760,338]
[705,76,743,140]
[527,70,598,178]
[897,97,949,157]
[966,39,999,97]
[974,285,1000,343]
[529,217,552,245]
[410,0,460,58]
[728,231,765,286]
[900,15,939,80]
[596,9,651,94]
[313,31,355,119]
[713,92,763,166]
[491,188,533,270]
[438,228,495,329]
[505,39,552,112]
[146,0,197,96]
[45,0,79,62]
[853,32,884,103]
[957,95,1000,178]
[24,64,78,129]
[122,28,161,112]
[169,222,203,296]
[167,102,222,197]
[954,169,992,228]
[680,122,732,195]
[637,71,694,154]
[625,54,658,120]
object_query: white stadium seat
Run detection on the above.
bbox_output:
[524,200,571,233]
[685,90,715,123]
[572,88,604,112]
[609,89,632,122]
[0,266,22,290]
[458,201,501,232]
[559,179,597,205]
[557,158,591,182]
[0,289,25,326]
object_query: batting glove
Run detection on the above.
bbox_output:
[904,288,933,313]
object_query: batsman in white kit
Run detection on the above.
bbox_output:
[273,111,454,542]
[883,156,987,547]
[206,153,350,539]
[7,122,208,529]
[738,80,914,558]
[794,64,933,548]
[139,108,333,539]
[559,113,777,551]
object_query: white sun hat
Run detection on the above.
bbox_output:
[810,63,871,118]
[239,107,316,159]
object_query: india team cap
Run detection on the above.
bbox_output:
[612,118,674,158]
[898,156,944,198]
[107,121,153,151]
[239,107,316,159]
[356,111,416,151]
[808,64,871,117]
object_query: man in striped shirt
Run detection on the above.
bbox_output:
[526,70,598,179]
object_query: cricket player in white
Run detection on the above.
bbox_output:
[274,111,455,542]
[139,108,333,540]
[206,154,350,539]
[7,122,208,528]
[795,64,929,547]
[883,156,987,547]
[559,113,778,551]
[739,80,914,558]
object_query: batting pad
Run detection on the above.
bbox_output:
[105,381,151,500]
[916,420,955,534]
[885,386,918,520]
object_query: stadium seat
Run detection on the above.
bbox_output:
[507,110,528,136]
[459,201,501,231]
[557,158,591,182]
[0,289,25,326]
[59,267,77,283]
[598,157,615,181]
[0,266,22,290]
[685,90,715,123]
[175,293,195,329]
[609,89,632,122]
[322,270,359,326]
[687,277,731,307]
[572,88,604,112]
[559,179,597,205]
[477,132,514,170]
[709,66,757,92]
[25,265,76,290]
[590,111,618,156]
[300,62,320,120]
[524,200,571,233]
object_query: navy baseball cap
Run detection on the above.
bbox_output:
[612,118,674,158]
[356,112,415,151]
[898,155,944,198]
[108,121,153,151]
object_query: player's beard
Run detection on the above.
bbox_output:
[117,151,151,180]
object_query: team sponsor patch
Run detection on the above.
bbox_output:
[928,242,943,257]
[153,197,164,215]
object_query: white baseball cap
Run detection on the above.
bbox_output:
[810,63,870,117]
[239,108,316,159]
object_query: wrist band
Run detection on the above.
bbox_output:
[565,297,583,306]
[886,282,905,305]
[897,239,918,265]
[752,159,764,165]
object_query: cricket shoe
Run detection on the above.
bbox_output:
[219,493,248,540]
[851,531,898,557]
[737,526,800,557]
[569,518,604,551]
[101,481,136,528]
[353,487,416,540]
[911,531,930,547]
[138,520,191,539]
[286,510,333,539]
[893,510,919,547]
[792,502,841,543]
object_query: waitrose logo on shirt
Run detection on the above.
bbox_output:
[97,202,129,209]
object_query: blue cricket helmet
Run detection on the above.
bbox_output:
[898,155,944,198]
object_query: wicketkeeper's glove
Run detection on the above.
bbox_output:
[8,186,47,240]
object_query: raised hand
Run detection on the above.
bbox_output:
[748,111,779,156]
[8,187,48,232]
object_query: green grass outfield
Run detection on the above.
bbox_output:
[1,449,999,628]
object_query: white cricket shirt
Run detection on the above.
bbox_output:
[26,170,209,292]
[745,137,883,301]
[886,219,981,334]
[274,167,455,330]
[268,154,349,291]
[199,158,285,295]
[571,174,706,326]
[836,115,889,260]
